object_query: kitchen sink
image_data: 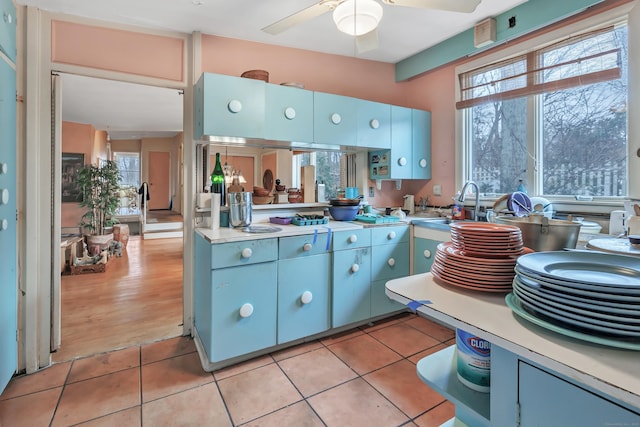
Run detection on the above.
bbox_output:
[411,217,452,231]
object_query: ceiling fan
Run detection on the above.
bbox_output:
[262,0,482,53]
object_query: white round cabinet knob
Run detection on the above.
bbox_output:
[348,234,358,243]
[0,163,7,174]
[419,158,428,168]
[239,303,254,318]
[369,119,380,129]
[301,291,313,304]
[387,231,396,240]
[303,243,313,252]
[284,107,296,120]
[228,99,243,113]
[1,219,7,231]
[4,12,13,24]
[387,258,395,267]
[398,157,407,166]
[423,249,432,259]
[351,264,359,273]
[1,189,8,205]
[331,113,342,125]
[241,248,253,258]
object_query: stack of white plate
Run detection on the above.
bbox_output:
[507,251,640,350]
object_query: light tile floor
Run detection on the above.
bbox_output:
[0,313,457,427]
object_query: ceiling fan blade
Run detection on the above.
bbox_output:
[356,29,379,53]
[381,0,481,13]
[262,0,343,35]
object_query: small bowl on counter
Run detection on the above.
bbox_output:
[629,235,640,246]
[329,205,359,221]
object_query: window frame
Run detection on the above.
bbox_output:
[455,5,635,210]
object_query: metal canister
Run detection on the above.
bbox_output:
[228,192,252,228]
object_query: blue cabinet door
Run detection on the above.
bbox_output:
[265,84,313,143]
[0,0,16,62]
[0,56,16,393]
[519,362,640,426]
[389,105,412,179]
[371,241,409,282]
[313,92,357,146]
[371,279,405,317]
[412,109,432,179]
[413,237,441,274]
[277,254,331,343]
[332,247,371,327]
[207,262,277,363]
[195,73,265,140]
[356,99,390,149]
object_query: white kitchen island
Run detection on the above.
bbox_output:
[386,273,640,427]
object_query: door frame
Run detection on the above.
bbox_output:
[21,8,196,373]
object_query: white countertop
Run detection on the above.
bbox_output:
[196,220,365,243]
[385,273,640,410]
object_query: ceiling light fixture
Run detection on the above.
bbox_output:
[332,0,383,36]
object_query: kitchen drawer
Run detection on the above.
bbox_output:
[370,225,409,246]
[332,229,371,251]
[371,241,409,281]
[211,238,278,269]
[278,234,331,259]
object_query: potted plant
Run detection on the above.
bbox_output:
[76,160,121,250]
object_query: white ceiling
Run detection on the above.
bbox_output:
[22,0,525,139]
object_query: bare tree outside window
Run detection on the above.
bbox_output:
[463,23,627,198]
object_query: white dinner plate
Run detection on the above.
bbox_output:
[513,287,640,336]
[513,279,640,325]
[513,276,640,314]
[517,251,640,289]
[505,293,640,351]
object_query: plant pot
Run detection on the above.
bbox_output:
[86,233,114,255]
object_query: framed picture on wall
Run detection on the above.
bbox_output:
[62,153,85,203]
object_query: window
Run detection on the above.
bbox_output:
[292,151,344,199]
[113,152,140,188]
[458,21,628,198]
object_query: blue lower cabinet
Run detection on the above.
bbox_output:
[332,247,371,327]
[413,237,441,274]
[206,262,277,363]
[371,279,405,317]
[518,362,640,426]
[371,241,409,282]
[277,254,331,343]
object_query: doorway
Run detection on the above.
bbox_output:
[54,73,184,361]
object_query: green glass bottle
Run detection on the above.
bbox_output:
[211,153,225,206]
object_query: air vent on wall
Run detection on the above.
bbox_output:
[474,18,497,48]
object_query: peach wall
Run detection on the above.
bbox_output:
[61,121,94,228]
[201,35,413,106]
[51,20,184,82]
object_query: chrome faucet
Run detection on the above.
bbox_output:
[457,181,480,221]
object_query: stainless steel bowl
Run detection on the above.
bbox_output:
[494,215,580,251]
[329,198,361,206]
[228,192,252,228]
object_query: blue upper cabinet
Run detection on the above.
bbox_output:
[194,73,265,140]
[0,0,16,63]
[369,106,430,180]
[412,109,432,179]
[356,99,390,149]
[313,92,357,146]
[264,83,313,143]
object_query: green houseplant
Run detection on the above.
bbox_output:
[76,160,121,247]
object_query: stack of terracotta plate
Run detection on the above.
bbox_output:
[430,222,530,292]
[449,222,525,258]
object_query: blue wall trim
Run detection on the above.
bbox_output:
[395,0,604,81]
